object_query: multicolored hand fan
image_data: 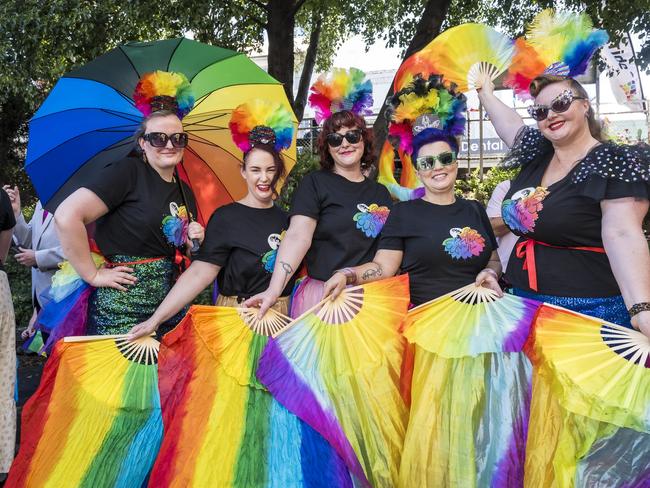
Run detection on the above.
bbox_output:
[399,284,541,488]
[150,305,356,488]
[422,23,515,93]
[257,275,411,488]
[525,304,650,487]
[504,9,609,98]
[7,335,162,488]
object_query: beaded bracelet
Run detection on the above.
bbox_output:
[628,302,650,318]
[334,267,357,286]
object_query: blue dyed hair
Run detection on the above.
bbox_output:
[411,129,459,161]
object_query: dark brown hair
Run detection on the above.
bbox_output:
[317,110,375,172]
[243,145,287,198]
[529,75,605,142]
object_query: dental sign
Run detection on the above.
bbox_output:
[601,37,645,111]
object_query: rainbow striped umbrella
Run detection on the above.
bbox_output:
[26,38,297,224]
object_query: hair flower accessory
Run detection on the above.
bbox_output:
[505,9,609,98]
[133,70,195,118]
[308,68,373,124]
[229,99,295,153]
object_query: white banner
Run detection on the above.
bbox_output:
[601,36,645,111]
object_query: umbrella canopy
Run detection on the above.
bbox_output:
[26,38,297,223]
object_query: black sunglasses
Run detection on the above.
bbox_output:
[143,132,189,148]
[527,90,586,121]
[326,129,362,147]
[415,151,457,171]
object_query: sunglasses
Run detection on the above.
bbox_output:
[415,151,457,171]
[527,90,586,121]
[326,129,362,147]
[143,132,189,148]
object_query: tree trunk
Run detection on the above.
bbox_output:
[294,12,323,121]
[266,0,297,107]
[373,0,452,156]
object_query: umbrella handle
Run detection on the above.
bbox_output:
[190,238,200,253]
[174,166,200,255]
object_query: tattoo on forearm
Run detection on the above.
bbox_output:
[361,264,383,282]
[280,261,294,287]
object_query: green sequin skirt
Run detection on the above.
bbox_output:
[87,255,185,336]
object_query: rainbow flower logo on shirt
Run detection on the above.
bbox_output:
[353,203,390,238]
[501,186,549,234]
[161,202,189,247]
[442,227,486,259]
[261,231,285,273]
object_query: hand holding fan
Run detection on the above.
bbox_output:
[399,284,541,487]
[424,24,515,92]
[7,335,162,488]
[151,305,354,487]
[257,275,410,488]
[525,304,650,487]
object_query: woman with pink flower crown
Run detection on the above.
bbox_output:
[322,74,502,306]
[245,68,393,317]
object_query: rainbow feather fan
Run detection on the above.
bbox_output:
[524,304,650,487]
[308,68,373,124]
[505,9,609,98]
[32,251,106,355]
[421,24,515,93]
[7,335,162,488]
[257,275,411,488]
[229,99,295,153]
[399,284,541,487]
[150,305,356,487]
[133,70,195,118]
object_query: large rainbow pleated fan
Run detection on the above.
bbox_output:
[422,23,515,93]
[308,68,373,124]
[257,275,411,487]
[150,305,355,487]
[399,284,541,487]
[524,304,650,487]
[7,335,162,488]
[505,9,609,98]
[229,99,295,153]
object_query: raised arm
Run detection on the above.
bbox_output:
[244,215,317,317]
[128,260,219,339]
[322,249,404,300]
[477,77,525,148]
[601,197,650,337]
[55,188,136,290]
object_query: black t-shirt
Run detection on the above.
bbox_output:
[0,190,15,232]
[289,170,393,281]
[379,198,497,305]
[0,189,16,267]
[195,202,295,298]
[502,128,650,297]
[85,157,197,257]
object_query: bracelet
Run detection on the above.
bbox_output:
[335,267,357,285]
[482,267,499,279]
[628,302,650,318]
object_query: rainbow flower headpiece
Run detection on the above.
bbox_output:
[133,70,195,119]
[229,99,294,153]
[505,9,609,98]
[308,68,373,124]
[387,74,466,156]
